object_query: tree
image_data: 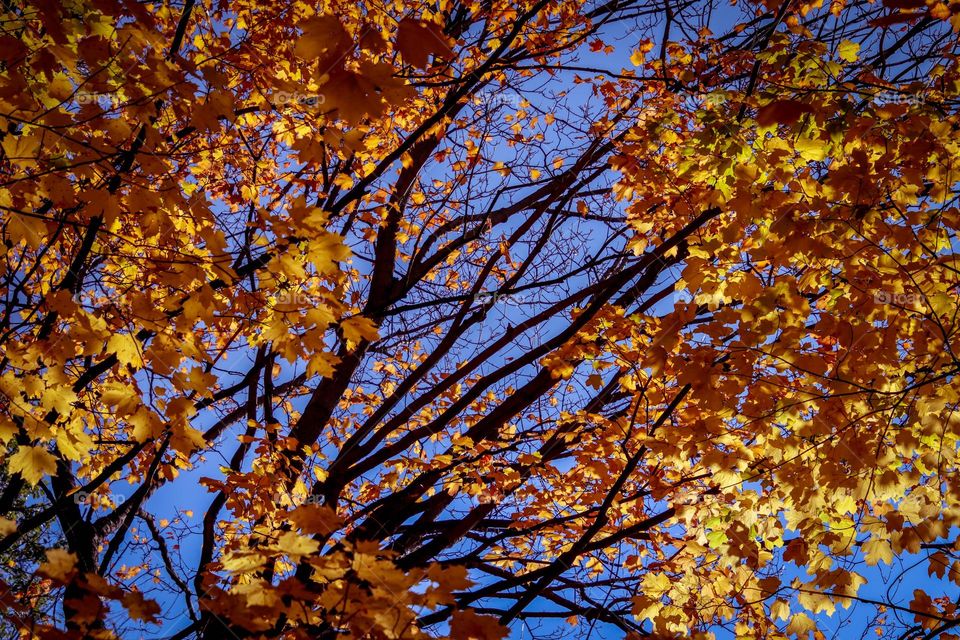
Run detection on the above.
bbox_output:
[1,0,960,637]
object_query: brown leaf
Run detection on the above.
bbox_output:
[396,18,454,68]
[295,15,354,70]
[881,0,926,9]
[756,99,815,127]
[122,591,161,623]
[450,608,509,639]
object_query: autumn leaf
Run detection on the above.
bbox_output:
[295,15,353,69]
[863,538,893,566]
[273,530,320,561]
[630,40,653,65]
[450,609,509,640]
[38,549,77,583]
[122,591,161,623]
[396,18,454,67]
[8,446,57,485]
[289,504,342,534]
[838,39,860,62]
[340,315,379,349]
[7,212,47,249]
[428,564,473,591]
[756,99,815,126]
[220,551,264,574]
[786,612,818,636]
[320,68,388,124]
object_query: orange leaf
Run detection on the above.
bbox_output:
[122,591,161,623]
[450,609,509,639]
[38,549,77,583]
[396,19,454,68]
[295,15,353,70]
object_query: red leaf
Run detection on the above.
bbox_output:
[869,11,924,26]
[882,0,926,9]
[756,100,814,127]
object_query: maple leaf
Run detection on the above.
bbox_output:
[38,549,77,583]
[289,504,342,534]
[838,39,860,62]
[122,591,161,623]
[450,608,509,639]
[8,446,57,485]
[396,18,454,68]
[756,99,815,126]
[862,538,894,565]
[274,530,320,561]
[295,15,353,69]
[320,68,387,124]
[340,315,379,349]
[428,564,473,591]
[220,551,264,574]
[786,612,818,637]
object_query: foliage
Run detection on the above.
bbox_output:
[1,0,960,638]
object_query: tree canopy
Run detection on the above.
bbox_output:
[2,0,960,638]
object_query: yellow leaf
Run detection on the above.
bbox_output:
[863,538,893,566]
[100,383,140,415]
[274,531,320,561]
[1,133,40,165]
[307,351,340,378]
[333,173,354,190]
[0,416,17,444]
[796,136,827,162]
[220,551,263,573]
[340,316,378,348]
[55,428,94,461]
[9,446,57,485]
[427,564,472,592]
[7,212,47,249]
[169,421,206,453]
[542,353,575,379]
[47,72,74,101]
[39,548,77,583]
[289,504,342,535]
[129,408,163,442]
[786,612,817,636]
[838,40,859,62]
[108,333,142,367]
[771,599,790,621]
[643,572,672,595]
